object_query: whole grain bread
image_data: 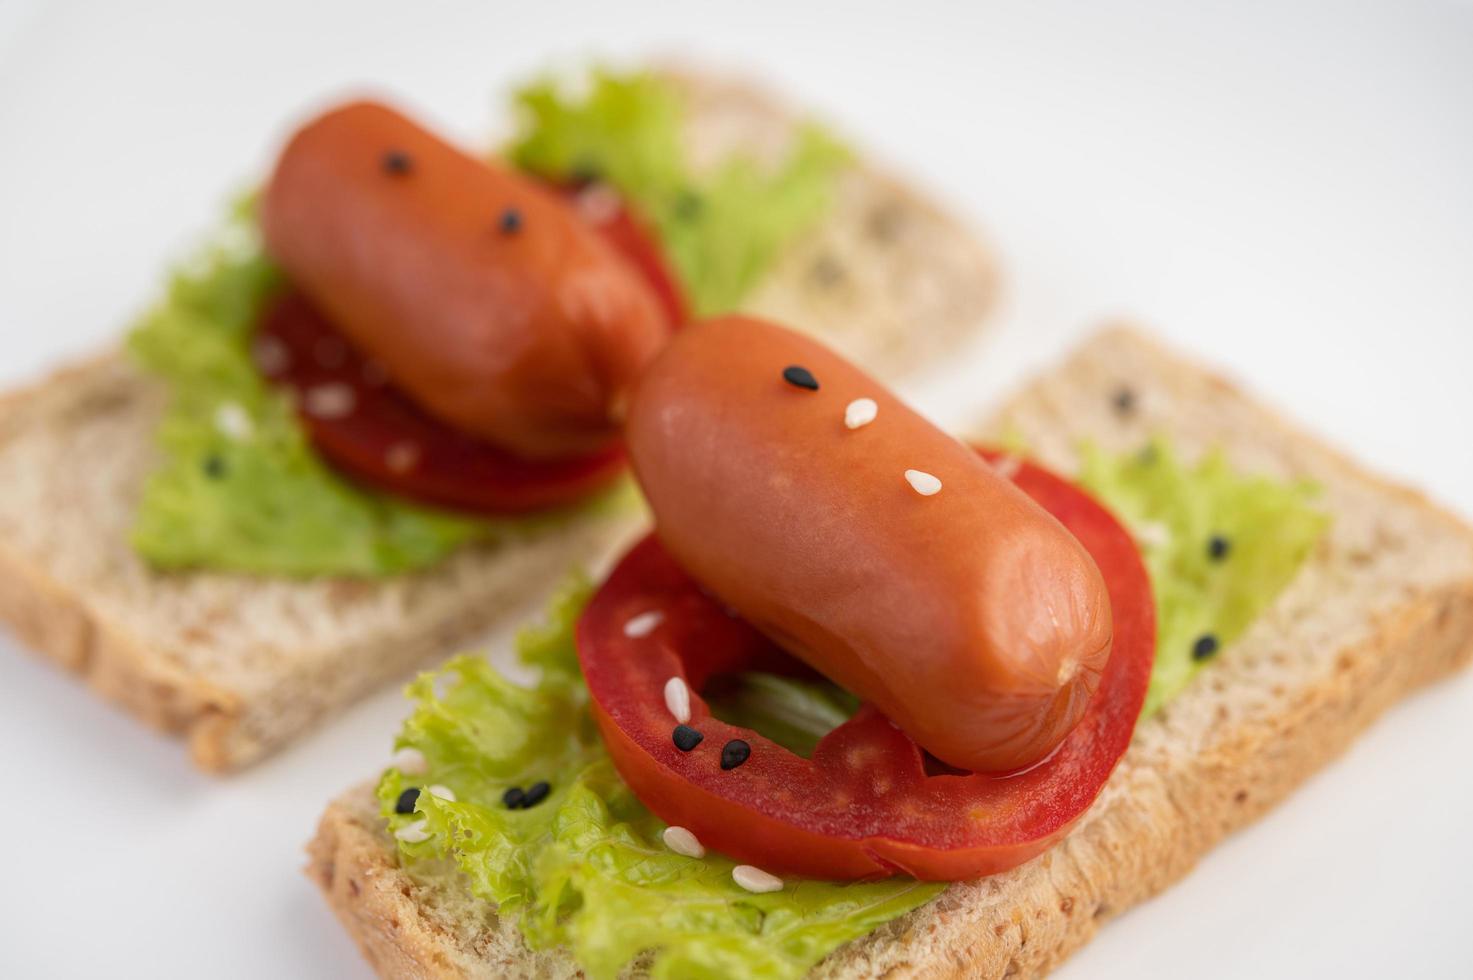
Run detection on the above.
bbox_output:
[306,327,1473,979]
[662,67,999,375]
[0,68,997,772]
[0,353,639,771]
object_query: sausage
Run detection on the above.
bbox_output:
[625,316,1113,773]
[261,100,670,460]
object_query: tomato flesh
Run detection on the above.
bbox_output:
[256,292,629,514]
[560,180,688,327]
[576,450,1155,880]
[254,184,685,515]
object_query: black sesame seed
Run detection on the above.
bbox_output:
[672,724,704,752]
[521,781,551,809]
[810,254,845,288]
[382,150,412,176]
[720,739,751,771]
[570,159,602,185]
[499,207,523,235]
[394,787,421,814]
[502,786,526,809]
[203,454,227,479]
[1112,386,1136,416]
[782,365,819,391]
[1207,535,1232,561]
[675,191,703,221]
[1192,633,1220,661]
[867,203,905,242]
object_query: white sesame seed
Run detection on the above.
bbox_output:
[623,610,664,638]
[214,402,252,440]
[732,865,784,893]
[663,676,692,724]
[304,383,356,419]
[427,784,456,802]
[251,335,290,375]
[391,747,428,775]
[576,182,622,225]
[385,441,421,474]
[844,398,878,430]
[991,454,1022,480]
[662,825,705,858]
[1133,521,1171,550]
[905,469,942,496]
[394,819,431,843]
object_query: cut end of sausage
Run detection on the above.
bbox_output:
[627,314,1119,777]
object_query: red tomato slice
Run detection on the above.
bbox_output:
[255,292,628,514]
[560,180,688,327]
[254,185,685,515]
[576,450,1155,880]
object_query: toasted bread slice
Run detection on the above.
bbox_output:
[0,353,637,772]
[661,67,998,376]
[306,327,1473,978]
[0,68,997,772]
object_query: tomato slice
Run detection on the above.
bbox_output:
[255,292,629,514]
[254,185,685,515]
[576,450,1155,880]
[560,180,688,327]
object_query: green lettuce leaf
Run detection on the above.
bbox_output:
[378,578,942,980]
[508,69,851,317]
[129,70,836,576]
[378,443,1327,976]
[1080,439,1328,714]
[705,672,859,758]
[125,199,597,578]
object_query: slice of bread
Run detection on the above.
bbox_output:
[660,67,999,376]
[0,68,997,773]
[306,327,1473,979]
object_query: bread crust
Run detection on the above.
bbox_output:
[309,785,503,980]
[0,353,635,772]
[305,327,1473,978]
[0,354,237,751]
[0,68,995,772]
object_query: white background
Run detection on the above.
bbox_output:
[1,1,1470,976]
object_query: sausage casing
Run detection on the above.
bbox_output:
[626,316,1113,773]
[262,100,670,459]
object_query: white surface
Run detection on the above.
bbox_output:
[1,1,1470,977]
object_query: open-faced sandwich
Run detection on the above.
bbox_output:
[310,323,1473,978]
[0,67,996,771]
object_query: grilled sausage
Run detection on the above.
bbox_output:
[625,316,1113,773]
[262,100,670,460]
